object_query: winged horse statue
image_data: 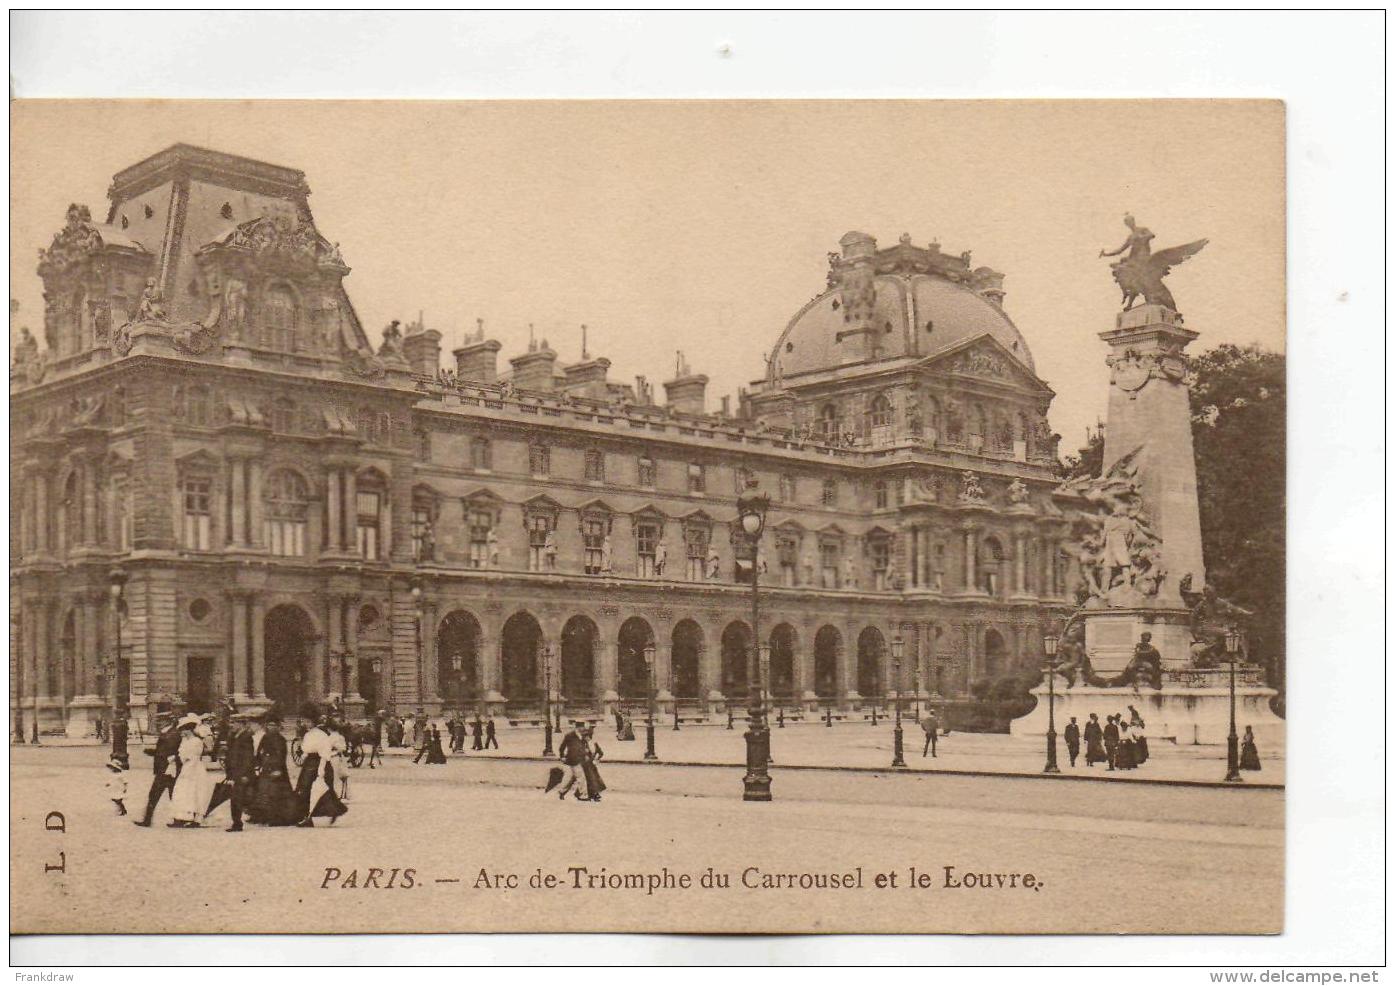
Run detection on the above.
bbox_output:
[1099,215,1207,314]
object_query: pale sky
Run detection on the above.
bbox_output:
[10,100,1285,451]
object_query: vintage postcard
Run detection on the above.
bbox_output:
[10,99,1285,935]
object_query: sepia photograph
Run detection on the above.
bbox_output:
[3,9,1385,973]
[10,97,1289,937]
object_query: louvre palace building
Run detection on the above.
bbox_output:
[11,145,1080,735]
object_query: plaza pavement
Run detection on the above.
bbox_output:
[386,719,1286,787]
[11,745,1283,937]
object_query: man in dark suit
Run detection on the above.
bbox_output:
[133,712,180,827]
[223,714,256,832]
[1063,716,1081,767]
[1103,714,1121,771]
[484,717,498,749]
[471,716,484,751]
[921,711,940,758]
[556,721,588,800]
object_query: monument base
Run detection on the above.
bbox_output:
[1010,669,1284,748]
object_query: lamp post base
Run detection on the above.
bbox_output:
[644,720,658,761]
[1043,729,1061,774]
[742,721,772,802]
[891,723,906,767]
[1224,734,1244,782]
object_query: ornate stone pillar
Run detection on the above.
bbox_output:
[324,597,342,698]
[325,470,342,553]
[600,639,620,705]
[229,458,247,546]
[345,598,363,704]
[228,592,249,699]
[904,526,917,588]
[962,525,979,593]
[655,640,674,705]
[81,461,98,546]
[838,636,857,703]
[250,595,266,697]
[479,633,502,703]
[34,469,51,555]
[920,528,934,587]
[344,469,359,555]
[248,459,265,549]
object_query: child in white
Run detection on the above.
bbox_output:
[103,756,128,815]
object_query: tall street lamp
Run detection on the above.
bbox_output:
[890,635,906,768]
[869,644,880,727]
[370,656,383,711]
[670,646,680,731]
[109,567,129,767]
[1042,632,1061,774]
[1224,626,1243,783]
[737,482,772,802]
[911,637,921,721]
[643,642,658,761]
[542,642,555,757]
[450,652,463,720]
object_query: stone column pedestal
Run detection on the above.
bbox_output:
[65,695,106,738]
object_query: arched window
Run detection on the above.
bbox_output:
[265,469,310,557]
[264,285,297,351]
[869,393,892,429]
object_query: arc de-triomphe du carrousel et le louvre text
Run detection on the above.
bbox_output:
[9,143,1281,750]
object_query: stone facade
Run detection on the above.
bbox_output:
[11,146,1077,734]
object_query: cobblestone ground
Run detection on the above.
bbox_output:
[13,744,1283,936]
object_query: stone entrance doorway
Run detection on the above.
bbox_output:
[264,604,315,715]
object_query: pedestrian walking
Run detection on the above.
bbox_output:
[251,710,300,826]
[1064,717,1081,767]
[133,712,180,827]
[168,715,215,827]
[1128,706,1149,764]
[581,725,607,803]
[471,716,484,751]
[1116,720,1137,770]
[920,711,939,758]
[1084,713,1106,766]
[421,724,448,765]
[555,721,588,801]
[103,756,128,816]
[295,713,348,827]
[484,717,498,749]
[1240,725,1262,771]
[220,713,256,831]
[412,709,427,749]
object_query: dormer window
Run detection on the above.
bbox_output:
[264,285,297,351]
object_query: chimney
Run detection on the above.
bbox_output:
[509,331,557,392]
[563,356,612,400]
[453,318,501,383]
[401,319,442,378]
[663,350,708,416]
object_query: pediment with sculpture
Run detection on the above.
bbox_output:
[921,334,1051,394]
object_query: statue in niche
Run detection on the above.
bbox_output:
[706,549,721,581]
[957,471,986,505]
[1099,214,1208,314]
[224,277,247,335]
[600,535,613,574]
[486,528,500,569]
[1007,479,1030,506]
[543,530,558,570]
[653,537,667,577]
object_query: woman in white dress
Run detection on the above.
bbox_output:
[168,715,214,827]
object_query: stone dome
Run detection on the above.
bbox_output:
[766,233,1034,384]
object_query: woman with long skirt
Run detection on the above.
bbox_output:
[296,719,348,827]
[1240,725,1262,771]
[580,727,607,803]
[167,715,215,827]
[1115,722,1137,770]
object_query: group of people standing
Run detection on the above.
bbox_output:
[379,709,498,757]
[1064,707,1151,771]
[123,707,349,830]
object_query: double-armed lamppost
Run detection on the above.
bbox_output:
[542,642,555,757]
[737,483,772,802]
[109,567,129,766]
[1223,626,1243,783]
[890,635,906,768]
[1042,632,1061,774]
[643,642,658,761]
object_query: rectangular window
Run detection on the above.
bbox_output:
[468,509,494,569]
[687,463,705,494]
[873,480,889,509]
[822,479,838,507]
[529,444,550,478]
[411,507,432,562]
[637,456,656,489]
[870,539,890,590]
[820,541,840,589]
[471,438,492,471]
[778,474,795,503]
[684,526,709,581]
[584,449,605,482]
[734,467,752,494]
[527,515,552,572]
[777,535,799,587]
[356,491,381,560]
[635,522,658,578]
[182,477,212,551]
[583,518,606,574]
